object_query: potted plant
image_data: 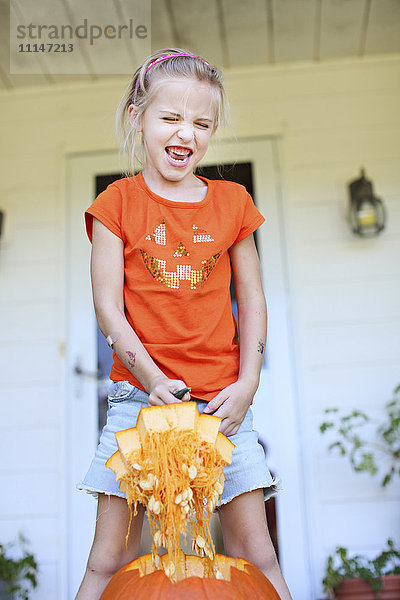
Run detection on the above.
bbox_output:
[0,534,38,599]
[322,539,400,599]
[320,385,400,599]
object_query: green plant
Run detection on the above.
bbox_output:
[0,534,38,600]
[323,539,400,598]
[320,384,400,487]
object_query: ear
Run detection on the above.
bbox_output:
[128,103,142,131]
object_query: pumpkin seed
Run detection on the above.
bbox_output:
[164,562,175,578]
[139,476,154,490]
[152,554,160,568]
[196,535,206,548]
[154,530,163,547]
[208,499,217,511]
[148,495,161,514]
[188,465,197,479]
[215,481,224,495]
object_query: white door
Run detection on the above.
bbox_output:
[65,137,311,597]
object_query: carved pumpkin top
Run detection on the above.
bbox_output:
[85,171,264,401]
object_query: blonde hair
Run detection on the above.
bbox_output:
[115,48,228,177]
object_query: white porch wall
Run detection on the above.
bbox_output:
[0,54,399,599]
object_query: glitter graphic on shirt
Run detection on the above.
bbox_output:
[146,220,166,245]
[193,224,214,243]
[140,250,222,290]
[173,242,190,257]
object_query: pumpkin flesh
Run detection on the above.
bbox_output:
[106,402,234,578]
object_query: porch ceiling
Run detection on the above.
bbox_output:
[1,0,399,90]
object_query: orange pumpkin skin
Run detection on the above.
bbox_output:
[100,553,281,600]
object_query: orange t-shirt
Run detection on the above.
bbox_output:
[85,171,265,402]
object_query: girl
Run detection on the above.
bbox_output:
[76,48,293,600]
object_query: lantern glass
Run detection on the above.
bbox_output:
[356,199,378,228]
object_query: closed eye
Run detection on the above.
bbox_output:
[161,116,211,129]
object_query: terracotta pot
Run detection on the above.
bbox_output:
[334,574,400,599]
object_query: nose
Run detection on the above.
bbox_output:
[177,121,194,142]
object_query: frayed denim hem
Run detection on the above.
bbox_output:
[76,482,126,500]
[217,476,282,508]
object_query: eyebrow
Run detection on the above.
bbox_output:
[159,110,214,123]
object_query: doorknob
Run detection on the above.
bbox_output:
[74,361,101,379]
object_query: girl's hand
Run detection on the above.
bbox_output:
[202,380,256,436]
[148,376,191,406]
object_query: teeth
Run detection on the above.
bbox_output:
[172,147,190,154]
[167,147,191,157]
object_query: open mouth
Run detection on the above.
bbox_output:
[140,249,222,290]
[165,146,193,166]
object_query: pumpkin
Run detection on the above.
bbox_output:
[106,402,234,574]
[100,550,281,600]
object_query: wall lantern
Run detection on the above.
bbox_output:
[348,169,385,237]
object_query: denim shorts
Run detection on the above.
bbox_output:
[77,381,281,506]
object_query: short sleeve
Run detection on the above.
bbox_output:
[84,183,123,243]
[233,191,265,245]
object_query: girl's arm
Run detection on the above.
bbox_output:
[203,233,267,435]
[90,217,190,405]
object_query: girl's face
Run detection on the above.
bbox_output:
[131,77,217,189]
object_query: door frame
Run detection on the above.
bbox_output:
[64,136,311,597]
